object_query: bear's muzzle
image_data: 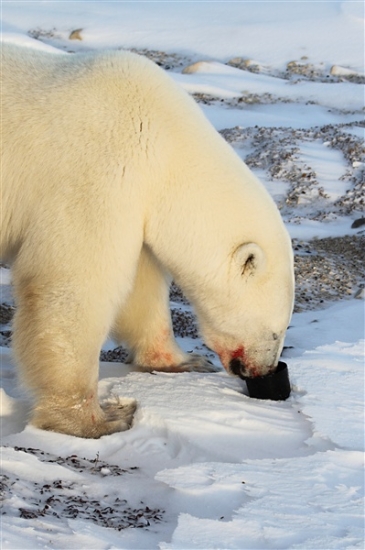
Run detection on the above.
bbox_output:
[228,356,276,378]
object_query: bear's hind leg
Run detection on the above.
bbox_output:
[111,245,218,373]
[12,272,136,438]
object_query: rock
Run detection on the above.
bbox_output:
[330,65,361,77]
[354,287,365,299]
[182,61,212,74]
[69,29,83,40]
[228,57,245,66]
[351,218,365,229]
[0,304,15,325]
[286,60,321,79]
[227,57,262,73]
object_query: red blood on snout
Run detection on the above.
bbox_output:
[230,346,261,377]
[231,346,245,360]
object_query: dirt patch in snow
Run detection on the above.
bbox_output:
[1,446,164,531]
[220,122,364,219]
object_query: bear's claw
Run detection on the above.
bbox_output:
[101,397,137,426]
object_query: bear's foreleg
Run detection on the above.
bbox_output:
[12,269,136,438]
[111,245,218,373]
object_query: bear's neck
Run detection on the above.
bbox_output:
[143,132,288,301]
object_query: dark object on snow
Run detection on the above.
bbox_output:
[351,218,365,229]
[244,361,291,401]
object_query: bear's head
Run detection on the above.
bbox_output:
[195,241,294,379]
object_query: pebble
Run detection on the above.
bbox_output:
[69,29,83,41]
[354,287,365,300]
[330,65,361,77]
[182,61,212,74]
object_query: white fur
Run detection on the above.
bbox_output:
[1,45,294,437]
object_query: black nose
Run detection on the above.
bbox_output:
[230,358,244,376]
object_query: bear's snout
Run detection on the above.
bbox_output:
[226,346,256,378]
[214,340,282,379]
[228,357,260,378]
[229,356,276,379]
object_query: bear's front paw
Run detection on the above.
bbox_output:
[31,396,137,439]
[101,397,137,431]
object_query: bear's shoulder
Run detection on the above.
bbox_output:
[2,44,155,81]
[2,44,172,104]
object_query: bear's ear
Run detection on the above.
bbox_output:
[233,243,265,277]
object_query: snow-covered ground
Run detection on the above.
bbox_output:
[1,1,364,549]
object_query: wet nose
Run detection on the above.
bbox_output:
[229,358,245,376]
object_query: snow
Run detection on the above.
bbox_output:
[173,64,364,111]
[299,141,347,200]
[2,0,364,72]
[198,102,361,132]
[159,450,364,550]
[1,1,364,549]
[0,267,12,285]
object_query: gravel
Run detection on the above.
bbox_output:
[220,122,364,219]
[1,446,164,531]
[292,235,364,312]
[227,56,365,84]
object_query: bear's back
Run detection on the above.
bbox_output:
[1,45,160,107]
[1,44,206,156]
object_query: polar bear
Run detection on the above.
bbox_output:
[1,44,294,438]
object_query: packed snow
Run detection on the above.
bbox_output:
[1,1,364,549]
